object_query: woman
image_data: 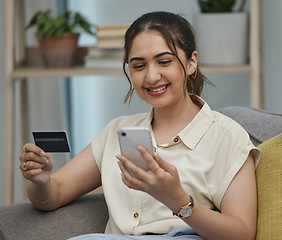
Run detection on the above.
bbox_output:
[19,11,260,240]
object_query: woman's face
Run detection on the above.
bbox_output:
[128,30,197,110]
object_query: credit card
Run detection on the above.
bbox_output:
[32,131,71,152]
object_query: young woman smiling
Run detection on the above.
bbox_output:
[19,11,260,240]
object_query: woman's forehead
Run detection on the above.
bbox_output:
[129,31,170,54]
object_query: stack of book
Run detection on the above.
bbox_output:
[96,24,130,49]
[84,47,124,69]
[84,24,130,69]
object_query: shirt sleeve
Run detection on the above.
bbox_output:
[211,118,260,210]
[91,121,112,171]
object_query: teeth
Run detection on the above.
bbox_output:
[149,85,167,92]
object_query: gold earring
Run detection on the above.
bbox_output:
[191,68,197,79]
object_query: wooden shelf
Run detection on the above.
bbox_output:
[9,46,252,79]
[10,47,124,78]
[12,66,124,78]
[11,46,251,78]
[11,63,251,79]
[200,64,251,74]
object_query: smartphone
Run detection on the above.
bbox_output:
[117,127,154,171]
[32,131,71,152]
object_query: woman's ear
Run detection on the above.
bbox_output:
[187,51,198,75]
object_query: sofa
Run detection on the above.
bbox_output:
[0,106,281,240]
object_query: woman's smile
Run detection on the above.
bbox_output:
[145,84,170,96]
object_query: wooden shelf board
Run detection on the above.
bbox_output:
[9,47,251,78]
[11,64,251,79]
[11,66,124,78]
[200,64,251,73]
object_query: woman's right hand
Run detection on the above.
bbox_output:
[19,143,54,185]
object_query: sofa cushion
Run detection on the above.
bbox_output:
[0,193,108,240]
[217,107,282,146]
[256,133,282,239]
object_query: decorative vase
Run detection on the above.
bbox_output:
[194,12,248,65]
[38,32,80,68]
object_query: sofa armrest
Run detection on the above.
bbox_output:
[0,193,108,240]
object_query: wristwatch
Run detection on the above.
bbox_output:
[173,195,194,218]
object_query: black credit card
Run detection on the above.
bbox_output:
[32,131,71,152]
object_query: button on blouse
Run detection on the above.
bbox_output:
[174,137,179,143]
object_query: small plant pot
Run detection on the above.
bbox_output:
[38,32,80,68]
[194,12,248,66]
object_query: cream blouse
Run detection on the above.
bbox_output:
[91,97,260,235]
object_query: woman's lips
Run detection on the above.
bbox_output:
[145,84,169,96]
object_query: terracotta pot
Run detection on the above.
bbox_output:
[38,32,80,68]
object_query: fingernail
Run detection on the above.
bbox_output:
[40,151,46,156]
[137,145,143,151]
[116,155,121,160]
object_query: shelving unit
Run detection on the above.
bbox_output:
[4,0,263,204]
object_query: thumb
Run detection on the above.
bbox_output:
[42,152,54,172]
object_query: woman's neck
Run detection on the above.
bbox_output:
[151,95,201,145]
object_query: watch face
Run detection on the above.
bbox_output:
[180,206,193,218]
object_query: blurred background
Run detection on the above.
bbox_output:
[1,0,281,205]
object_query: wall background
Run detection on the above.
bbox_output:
[263,0,282,112]
[0,0,5,205]
[0,0,282,205]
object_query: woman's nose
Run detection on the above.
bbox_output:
[145,66,161,85]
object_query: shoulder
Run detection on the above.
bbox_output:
[212,110,250,141]
[194,96,250,143]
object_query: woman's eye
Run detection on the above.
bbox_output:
[159,60,172,66]
[133,64,145,70]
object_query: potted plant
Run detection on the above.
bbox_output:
[26,9,95,68]
[194,0,248,65]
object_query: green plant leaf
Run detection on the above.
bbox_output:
[25,10,43,30]
[198,0,236,13]
[26,9,95,39]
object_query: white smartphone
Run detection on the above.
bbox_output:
[117,127,154,171]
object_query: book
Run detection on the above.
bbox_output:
[97,36,125,49]
[84,57,123,69]
[96,24,130,49]
[84,47,124,69]
[97,24,130,38]
[86,47,124,58]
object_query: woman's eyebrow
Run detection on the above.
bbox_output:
[154,51,174,58]
[129,57,144,63]
[129,51,174,63]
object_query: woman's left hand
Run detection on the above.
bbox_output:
[117,145,188,209]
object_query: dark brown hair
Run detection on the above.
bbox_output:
[123,11,209,105]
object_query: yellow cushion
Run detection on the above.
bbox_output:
[256,133,282,239]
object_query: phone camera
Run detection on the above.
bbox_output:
[121,132,126,137]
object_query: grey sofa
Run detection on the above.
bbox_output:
[0,106,281,240]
